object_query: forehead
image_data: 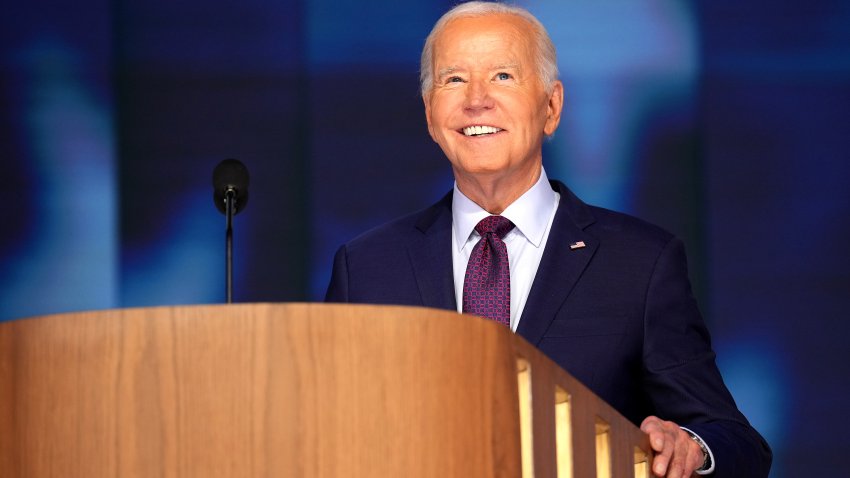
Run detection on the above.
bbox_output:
[432,14,536,66]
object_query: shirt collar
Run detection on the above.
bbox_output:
[452,168,557,251]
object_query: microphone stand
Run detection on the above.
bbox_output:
[225,188,235,304]
[213,158,248,304]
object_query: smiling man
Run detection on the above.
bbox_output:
[424,11,560,215]
[325,2,771,477]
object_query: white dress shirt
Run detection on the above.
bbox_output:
[452,168,560,331]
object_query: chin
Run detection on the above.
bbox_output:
[456,162,511,176]
[451,154,510,171]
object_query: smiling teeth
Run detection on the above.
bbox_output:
[463,125,502,136]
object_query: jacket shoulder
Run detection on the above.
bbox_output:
[343,191,451,253]
[551,179,674,249]
[586,205,674,246]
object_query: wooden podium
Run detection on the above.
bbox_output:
[0,304,651,477]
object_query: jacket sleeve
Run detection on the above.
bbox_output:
[642,237,772,477]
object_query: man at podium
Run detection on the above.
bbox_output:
[326,2,771,476]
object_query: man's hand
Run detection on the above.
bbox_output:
[640,416,705,478]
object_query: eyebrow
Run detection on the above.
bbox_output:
[437,63,521,78]
[437,66,464,78]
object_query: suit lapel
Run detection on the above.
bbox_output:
[407,192,457,311]
[516,181,598,346]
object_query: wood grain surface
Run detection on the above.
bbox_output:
[0,303,650,477]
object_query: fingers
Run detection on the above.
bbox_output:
[640,416,703,478]
[641,416,673,476]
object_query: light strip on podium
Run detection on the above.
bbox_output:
[555,386,573,478]
[634,446,650,478]
[516,358,534,478]
[595,417,612,478]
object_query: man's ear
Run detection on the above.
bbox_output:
[543,80,564,136]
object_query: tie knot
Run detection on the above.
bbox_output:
[475,215,514,239]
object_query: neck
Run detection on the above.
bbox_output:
[454,164,541,214]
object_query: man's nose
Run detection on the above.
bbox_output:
[463,79,495,112]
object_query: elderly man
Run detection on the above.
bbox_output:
[326,2,771,477]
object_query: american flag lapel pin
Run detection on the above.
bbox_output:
[569,241,586,250]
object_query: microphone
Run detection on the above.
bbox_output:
[213,158,250,214]
[212,159,250,303]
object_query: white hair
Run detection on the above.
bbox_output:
[420,1,559,97]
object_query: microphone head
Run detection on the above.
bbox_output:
[212,158,250,214]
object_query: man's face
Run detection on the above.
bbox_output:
[424,14,563,182]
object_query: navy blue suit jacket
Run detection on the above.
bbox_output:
[326,180,771,476]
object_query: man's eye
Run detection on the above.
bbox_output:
[447,76,463,83]
[496,72,512,81]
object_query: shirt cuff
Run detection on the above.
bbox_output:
[680,427,716,475]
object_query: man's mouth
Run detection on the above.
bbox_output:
[461,125,503,137]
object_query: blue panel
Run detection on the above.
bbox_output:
[0,1,116,321]
[115,0,309,305]
[306,0,446,68]
[528,0,698,210]
[700,1,850,473]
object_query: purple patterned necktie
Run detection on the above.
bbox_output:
[462,215,515,327]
